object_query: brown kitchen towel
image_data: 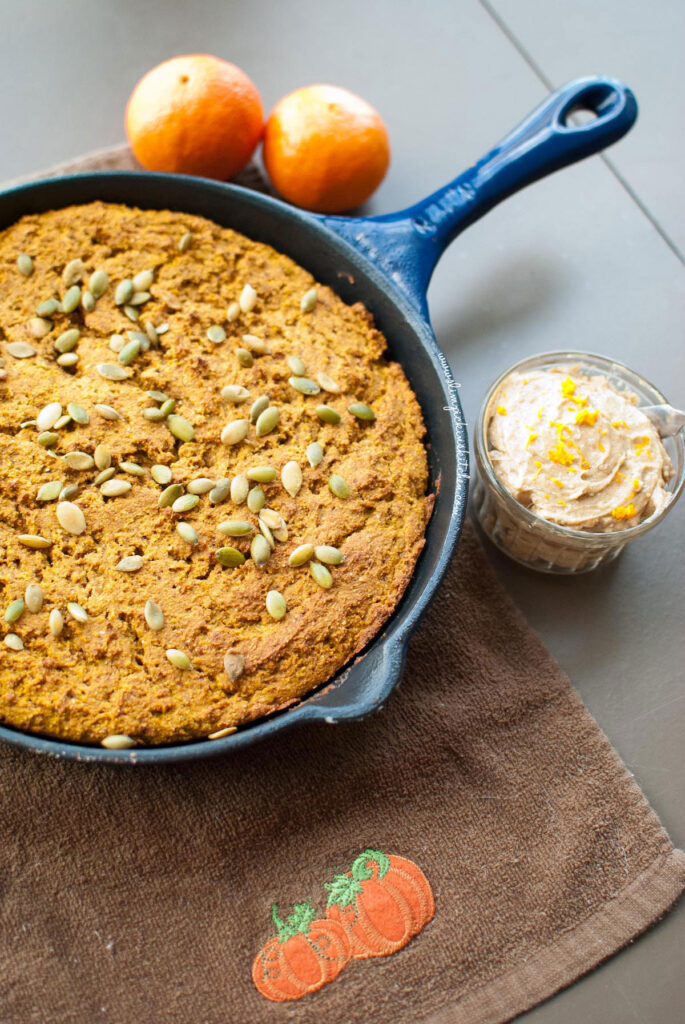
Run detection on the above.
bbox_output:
[1,150,684,1024]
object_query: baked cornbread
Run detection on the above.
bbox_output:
[0,201,431,746]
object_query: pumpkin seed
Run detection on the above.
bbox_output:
[93,467,116,486]
[56,500,86,535]
[328,473,350,499]
[210,478,230,504]
[207,325,226,343]
[317,371,342,394]
[62,285,81,314]
[62,258,84,287]
[230,474,249,504]
[20,420,37,429]
[53,413,70,430]
[259,508,284,531]
[94,404,121,420]
[178,231,192,253]
[223,650,245,681]
[272,522,289,543]
[316,405,341,424]
[289,376,320,395]
[247,486,265,513]
[144,599,164,631]
[55,328,80,353]
[118,339,141,366]
[156,322,169,335]
[115,279,134,306]
[101,479,132,497]
[221,419,249,446]
[309,561,333,589]
[306,442,324,467]
[159,398,176,417]
[132,269,154,292]
[247,466,276,483]
[147,390,168,403]
[226,301,241,322]
[89,268,109,298]
[17,534,52,549]
[17,253,34,277]
[349,402,376,421]
[37,299,59,317]
[5,633,23,650]
[94,444,111,470]
[5,598,24,623]
[63,451,95,470]
[101,734,136,750]
[241,333,270,354]
[130,291,150,306]
[218,519,253,537]
[37,431,59,447]
[255,406,280,437]
[128,330,150,349]
[37,402,63,432]
[124,304,139,322]
[187,477,214,495]
[144,407,166,422]
[151,464,172,485]
[177,521,198,545]
[109,334,126,353]
[249,395,270,424]
[120,461,145,476]
[259,520,275,549]
[289,543,315,567]
[215,546,245,568]
[59,484,79,500]
[167,414,195,442]
[81,289,95,312]
[281,461,302,497]
[25,583,43,613]
[97,363,130,381]
[116,555,143,572]
[67,601,88,623]
[166,648,192,670]
[29,316,53,339]
[144,321,159,345]
[287,355,306,376]
[250,534,271,566]
[314,544,344,565]
[222,384,250,404]
[172,494,199,513]
[235,347,253,367]
[239,283,257,313]
[265,590,286,620]
[300,287,317,312]
[67,403,89,425]
[57,352,79,368]
[37,480,62,502]
[49,608,64,636]
[7,342,36,358]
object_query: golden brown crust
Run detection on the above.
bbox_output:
[0,201,430,745]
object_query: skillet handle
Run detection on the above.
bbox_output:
[322,77,637,317]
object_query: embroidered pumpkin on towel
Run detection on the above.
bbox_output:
[252,901,351,1002]
[325,848,434,958]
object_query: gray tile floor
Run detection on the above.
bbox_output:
[0,1,682,1021]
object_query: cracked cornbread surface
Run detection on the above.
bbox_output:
[0,201,430,745]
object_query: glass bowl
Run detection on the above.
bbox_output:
[471,351,685,574]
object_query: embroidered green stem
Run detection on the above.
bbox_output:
[325,848,391,909]
[271,901,317,943]
[351,848,390,881]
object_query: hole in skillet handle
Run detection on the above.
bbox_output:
[557,81,622,131]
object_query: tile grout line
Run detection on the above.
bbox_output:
[479,0,685,267]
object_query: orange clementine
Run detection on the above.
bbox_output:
[125,54,263,180]
[263,85,390,213]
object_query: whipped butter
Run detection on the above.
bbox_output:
[487,367,672,532]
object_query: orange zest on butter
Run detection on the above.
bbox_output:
[548,441,575,466]
[611,503,637,521]
[633,478,642,492]
[496,405,507,415]
[575,408,599,426]
[526,432,538,448]
[561,377,576,397]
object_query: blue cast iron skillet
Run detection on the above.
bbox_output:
[0,77,636,763]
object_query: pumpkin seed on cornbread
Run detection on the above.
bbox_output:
[0,200,429,747]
